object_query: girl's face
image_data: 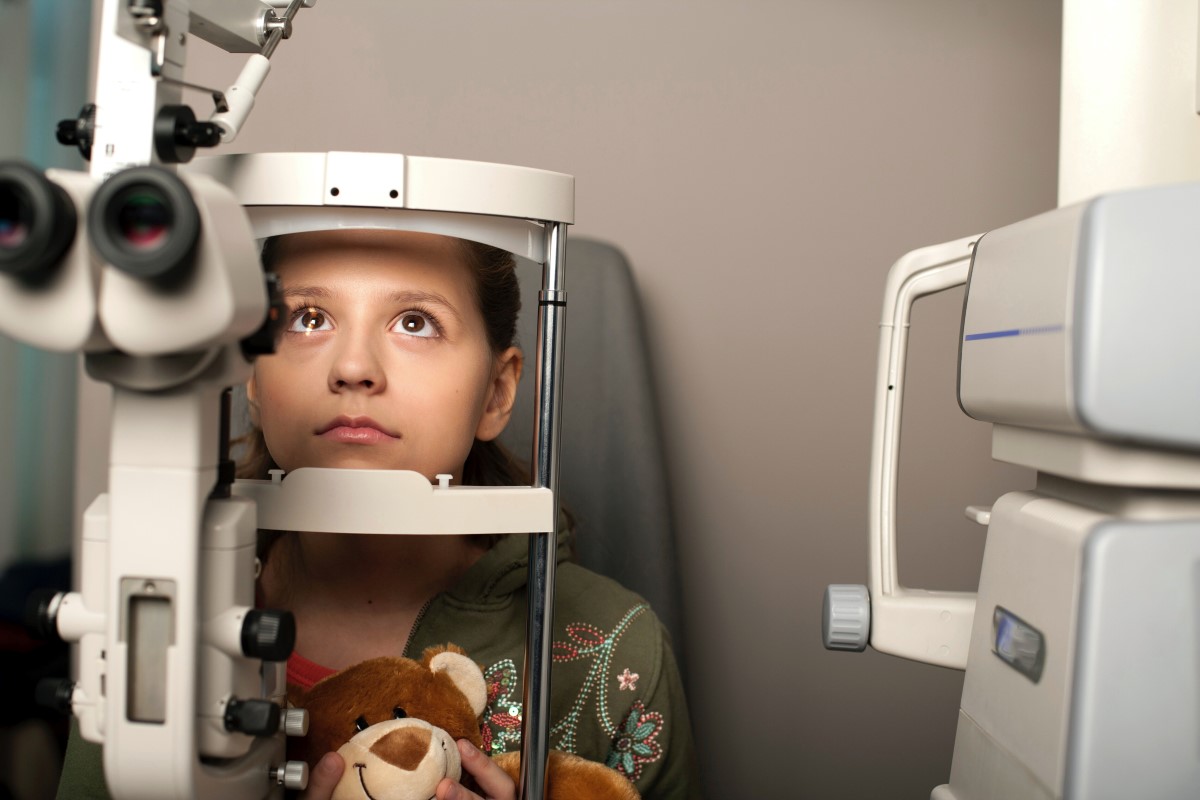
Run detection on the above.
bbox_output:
[248,229,521,480]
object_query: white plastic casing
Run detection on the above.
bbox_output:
[186,151,574,259]
[959,183,1200,453]
[861,234,980,670]
[197,497,269,759]
[233,469,554,535]
[67,495,112,744]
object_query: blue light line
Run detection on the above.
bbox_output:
[964,324,1063,342]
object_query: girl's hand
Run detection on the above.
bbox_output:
[436,740,515,800]
[299,752,345,800]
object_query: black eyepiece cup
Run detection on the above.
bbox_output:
[0,161,77,279]
[89,166,200,283]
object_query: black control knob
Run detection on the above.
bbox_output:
[23,588,63,641]
[56,104,96,161]
[224,698,281,737]
[241,609,296,662]
[154,105,220,165]
[35,678,75,715]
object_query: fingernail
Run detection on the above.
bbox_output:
[443,783,460,800]
[458,739,478,759]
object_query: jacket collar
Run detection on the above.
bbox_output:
[445,527,573,604]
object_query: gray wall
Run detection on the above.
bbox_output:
[179,1,1060,796]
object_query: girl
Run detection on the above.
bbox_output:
[56,228,698,800]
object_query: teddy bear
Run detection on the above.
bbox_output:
[287,645,640,800]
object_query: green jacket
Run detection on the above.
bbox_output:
[57,531,700,799]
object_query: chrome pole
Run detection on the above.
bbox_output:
[518,222,568,800]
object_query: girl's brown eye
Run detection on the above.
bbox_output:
[300,309,325,330]
[289,307,330,333]
[394,312,436,338]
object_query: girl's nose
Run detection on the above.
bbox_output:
[328,333,387,393]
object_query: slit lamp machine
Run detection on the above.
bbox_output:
[0,1,572,798]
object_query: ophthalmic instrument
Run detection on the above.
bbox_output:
[1,2,573,798]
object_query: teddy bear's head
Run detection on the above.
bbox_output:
[331,715,462,800]
[288,646,489,800]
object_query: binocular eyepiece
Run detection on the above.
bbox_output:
[0,161,78,281]
[89,166,201,285]
[0,161,200,285]
[0,159,275,359]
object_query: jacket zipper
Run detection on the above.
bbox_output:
[401,598,433,658]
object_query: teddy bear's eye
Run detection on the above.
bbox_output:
[355,715,369,732]
[393,707,407,719]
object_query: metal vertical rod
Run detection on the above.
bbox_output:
[517,222,568,800]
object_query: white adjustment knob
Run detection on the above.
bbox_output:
[965,505,992,525]
[271,761,309,791]
[282,707,309,737]
[822,584,870,652]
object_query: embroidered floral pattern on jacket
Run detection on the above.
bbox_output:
[606,700,664,781]
[479,603,665,779]
[549,604,653,752]
[480,659,523,755]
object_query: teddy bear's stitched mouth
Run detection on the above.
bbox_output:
[354,759,440,800]
[354,762,379,800]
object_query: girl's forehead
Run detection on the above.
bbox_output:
[271,230,477,293]
[272,228,467,269]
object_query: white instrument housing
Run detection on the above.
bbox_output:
[960,183,1200,459]
[187,150,575,254]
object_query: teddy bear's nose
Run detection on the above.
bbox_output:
[369,726,433,771]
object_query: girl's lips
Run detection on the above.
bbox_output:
[315,415,399,443]
[319,426,399,445]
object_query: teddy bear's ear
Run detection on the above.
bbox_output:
[429,650,488,717]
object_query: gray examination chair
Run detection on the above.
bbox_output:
[503,239,684,657]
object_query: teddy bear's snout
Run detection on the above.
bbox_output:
[369,726,433,772]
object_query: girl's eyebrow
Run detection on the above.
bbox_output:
[385,289,463,323]
[281,285,331,301]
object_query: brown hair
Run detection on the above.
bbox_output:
[241,233,530,559]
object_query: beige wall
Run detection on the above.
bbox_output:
[180,1,1061,796]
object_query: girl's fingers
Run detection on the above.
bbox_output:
[436,776,480,800]
[299,752,345,800]
[456,739,516,800]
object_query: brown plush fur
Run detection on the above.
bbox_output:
[288,644,640,800]
[286,644,483,769]
[493,751,641,800]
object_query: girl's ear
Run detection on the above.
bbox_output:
[475,346,522,442]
